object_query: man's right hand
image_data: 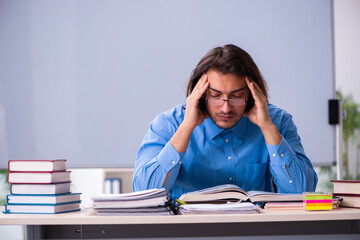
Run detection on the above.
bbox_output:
[169,74,209,154]
[183,74,210,130]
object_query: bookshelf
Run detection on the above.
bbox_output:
[102,168,134,193]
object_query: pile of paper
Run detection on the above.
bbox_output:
[178,202,261,214]
[91,188,174,215]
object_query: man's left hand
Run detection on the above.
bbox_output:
[244,77,282,145]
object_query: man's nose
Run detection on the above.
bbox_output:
[220,100,232,113]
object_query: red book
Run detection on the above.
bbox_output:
[331,180,360,195]
[8,159,66,172]
[7,171,71,184]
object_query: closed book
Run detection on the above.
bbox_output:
[7,171,71,184]
[331,180,360,195]
[10,182,71,195]
[4,202,81,214]
[7,193,81,204]
[332,194,360,209]
[8,159,66,172]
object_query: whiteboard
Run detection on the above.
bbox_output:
[0,0,335,168]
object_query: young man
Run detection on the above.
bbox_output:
[133,44,317,199]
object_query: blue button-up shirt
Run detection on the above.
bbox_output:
[133,103,317,199]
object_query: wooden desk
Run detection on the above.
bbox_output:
[1,207,360,239]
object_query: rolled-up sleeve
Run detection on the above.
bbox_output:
[133,113,184,192]
[266,114,318,193]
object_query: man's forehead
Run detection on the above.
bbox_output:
[208,86,247,94]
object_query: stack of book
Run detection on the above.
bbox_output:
[331,180,360,209]
[91,188,175,215]
[4,159,81,214]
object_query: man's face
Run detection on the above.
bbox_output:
[205,69,250,129]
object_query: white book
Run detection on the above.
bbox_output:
[8,159,66,172]
[4,202,81,214]
[7,193,81,204]
[8,171,71,184]
[10,182,71,195]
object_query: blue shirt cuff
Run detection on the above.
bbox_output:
[157,141,184,172]
[266,137,295,165]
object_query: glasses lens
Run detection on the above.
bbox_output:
[207,99,223,106]
[206,98,247,106]
[229,99,247,106]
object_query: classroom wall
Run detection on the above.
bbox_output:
[0,0,336,169]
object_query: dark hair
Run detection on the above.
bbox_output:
[186,44,268,110]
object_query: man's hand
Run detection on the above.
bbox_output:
[183,74,210,130]
[244,77,282,145]
[169,74,209,154]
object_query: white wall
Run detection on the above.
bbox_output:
[334,0,360,102]
[0,0,336,168]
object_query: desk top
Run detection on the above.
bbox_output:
[1,207,360,225]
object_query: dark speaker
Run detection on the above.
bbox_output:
[328,99,340,125]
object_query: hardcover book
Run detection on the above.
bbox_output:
[4,202,81,214]
[7,193,81,204]
[8,159,66,172]
[332,194,360,209]
[331,180,360,195]
[10,182,71,195]
[7,171,71,184]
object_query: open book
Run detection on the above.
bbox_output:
[178,184,303,203]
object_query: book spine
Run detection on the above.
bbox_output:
[333,193,360,197]
[8,170,71,173]
[3,208,81,214]
[7,193,81,197]
[6,200,82,206]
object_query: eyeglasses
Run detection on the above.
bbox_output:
[205,98,248,106]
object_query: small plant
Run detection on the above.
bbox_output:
[336,91,360,179]
[0,169,9,206]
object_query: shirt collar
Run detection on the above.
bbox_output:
[204,117,248,140]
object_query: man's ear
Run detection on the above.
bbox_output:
[198,96,208,113]
[245,92,255,112]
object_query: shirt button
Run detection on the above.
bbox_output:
[281,153,284,157]
[228,156,232,160]
[225,139,229,143]
[172,160,176,165]
[228,177,233,181]
[273,154,276,157]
